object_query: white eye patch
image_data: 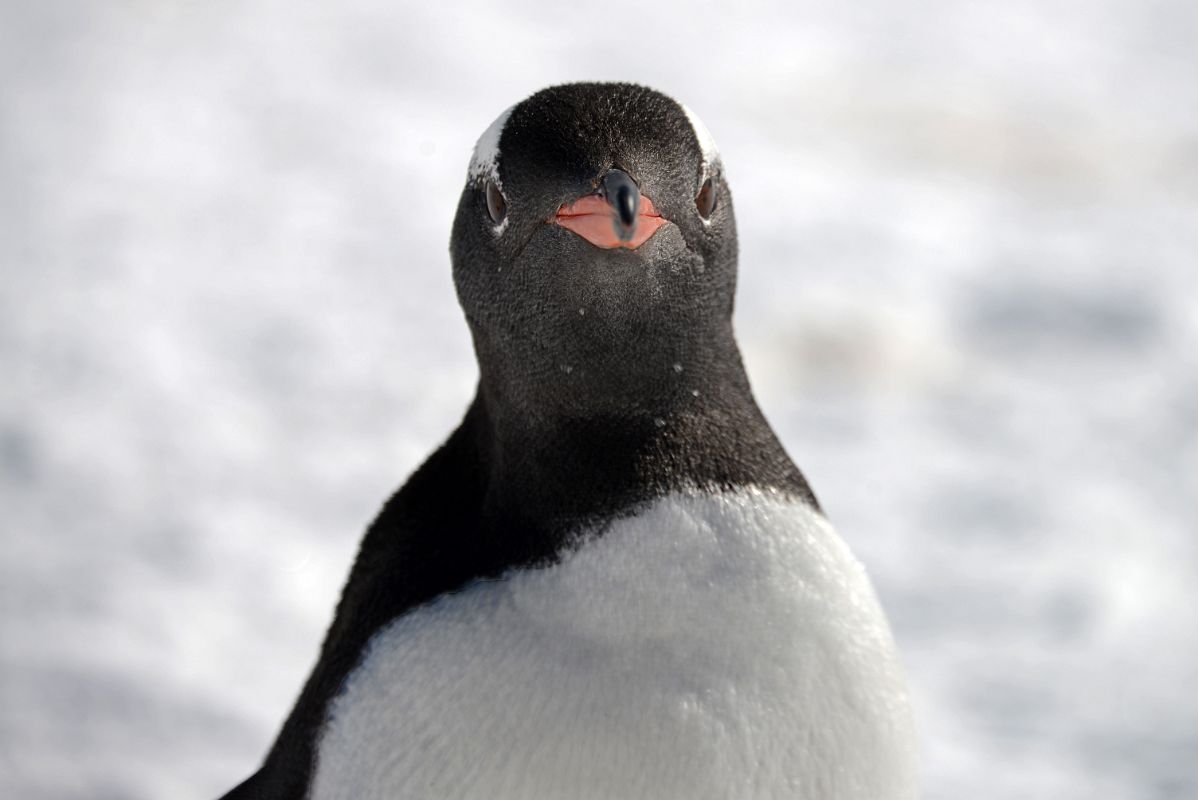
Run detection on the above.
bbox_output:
[680,103,721,170]
[468,105,514,189]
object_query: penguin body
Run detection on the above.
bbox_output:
[313,491,914,800]
[221,83,916,800]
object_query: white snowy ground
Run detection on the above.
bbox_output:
[2,1,1195,798]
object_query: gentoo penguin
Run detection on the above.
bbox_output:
[220,82,916,800]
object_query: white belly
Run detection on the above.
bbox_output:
[312,490,917,800]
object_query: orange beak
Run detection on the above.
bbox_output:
[551,194,668,249]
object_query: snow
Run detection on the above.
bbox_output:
[312,491,915,800]
[2,1,1196,799]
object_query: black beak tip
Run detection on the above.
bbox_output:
[615,185,638,228]
[602,169,641,240]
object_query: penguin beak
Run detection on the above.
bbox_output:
[551,168,668,250]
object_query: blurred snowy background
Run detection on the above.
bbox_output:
[2,1,1196,797]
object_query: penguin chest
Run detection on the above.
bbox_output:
[311,491,917,800]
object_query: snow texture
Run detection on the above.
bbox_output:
[312,491,916,800]
[3,1,1197,799]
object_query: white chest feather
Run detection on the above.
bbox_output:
[311,491,917,800]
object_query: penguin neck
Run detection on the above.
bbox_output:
[462,325,818,548]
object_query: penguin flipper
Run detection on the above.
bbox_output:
[216,768,271,800]
[218,400,490,800]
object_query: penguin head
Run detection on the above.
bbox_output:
[450,83,739,416]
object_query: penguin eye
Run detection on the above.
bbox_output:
[485,180,507,225]
[695,176,717,220]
